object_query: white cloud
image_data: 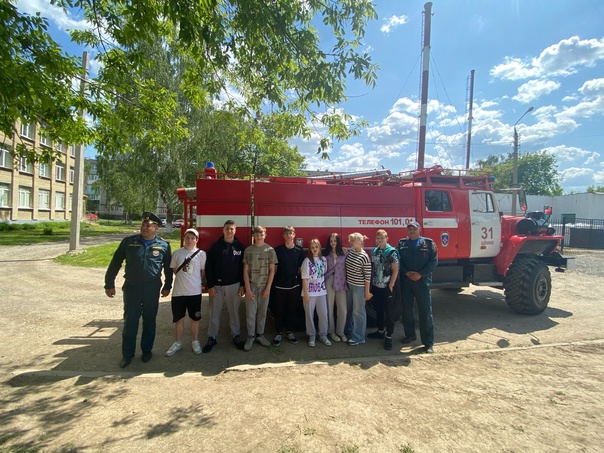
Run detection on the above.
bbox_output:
[17,0,89,32]
[542,146,597,164]
[489,57,540,81]
[380,15,408,33]
[513,79,561,103]
[490,36,604,81]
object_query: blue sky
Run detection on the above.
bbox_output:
[17,0,604,193]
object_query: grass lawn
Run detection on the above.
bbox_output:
[54,231,182,268]
[1,220,182,267]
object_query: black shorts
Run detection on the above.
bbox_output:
[171,295,202,322]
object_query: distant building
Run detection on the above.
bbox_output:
[0,121,83,222]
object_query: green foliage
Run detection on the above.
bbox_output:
[0,2,92,161]
[0,0,377,160]
[476,150,564,196]
[43,226,54,235]
[586,185,604,193]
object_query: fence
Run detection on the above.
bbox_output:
[550,218,604,250]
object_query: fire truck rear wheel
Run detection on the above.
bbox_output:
[503,258,551,315]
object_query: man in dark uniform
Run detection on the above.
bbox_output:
[105,212,173,368]
[397,221,438,353]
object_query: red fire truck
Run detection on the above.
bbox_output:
[177,163,573,316]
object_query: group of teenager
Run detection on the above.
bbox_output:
[104,212,438,368]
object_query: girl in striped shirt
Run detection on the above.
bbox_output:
[345,233,372,345]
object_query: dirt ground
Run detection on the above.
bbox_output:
[0,239,603,453]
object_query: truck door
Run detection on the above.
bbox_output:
[469,191,501,258]
[421,189,460,259]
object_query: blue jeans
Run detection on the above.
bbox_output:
[348,284,367,343]
[401,278,434,347]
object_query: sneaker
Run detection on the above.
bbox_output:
[319,335,332,346]
[384,336,393,351]
[165,341,183,357]
[244,337,255,351]
[273,334,282,346]
[347,339,365,346]
[233,335,245,350]
[308,336,316,347]
[202,337,217,353]
[425,345,434,354]
[367,330,385,339]
[256,335,270,347]
[401,335,417,344]
[192,340,202,355]
[339,334,348,343]
[287,332,298,344]
[329,333,341,343]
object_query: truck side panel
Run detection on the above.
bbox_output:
[196,178,252,250]
[253,181,416,248]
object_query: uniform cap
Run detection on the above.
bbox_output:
[185,228,199,238]
[407,221,421,228]
[141,211,161,224]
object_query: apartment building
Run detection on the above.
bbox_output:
[0,121,83,222]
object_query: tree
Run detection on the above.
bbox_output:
[0,2,92,161]
[94,36,305,220]
[476,151,564,196]
[3,1,378,160]
[586,185,604,194]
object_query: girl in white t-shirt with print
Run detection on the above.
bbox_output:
[301,238,331,347]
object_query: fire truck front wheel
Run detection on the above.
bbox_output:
[503,258,551,315]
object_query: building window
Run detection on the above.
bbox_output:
[55,192,65,210]
[70,167,74,184]
[0,183,9,207]
[18,186,32,208]
[19,157,33,174]
[55,164,65,182]
[69,193,73,211]
[38,189,50,209]
[20,123,35,139]
[39,163,50,178]
[70,144,76,157]
[40,134,51,148]
[0,146,12,169]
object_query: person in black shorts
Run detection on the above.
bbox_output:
[165,228,207,356]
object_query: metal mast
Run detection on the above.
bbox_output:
[417,2,432,169]
[465,69,475,169]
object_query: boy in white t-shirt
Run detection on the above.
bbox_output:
[165,228,207,356]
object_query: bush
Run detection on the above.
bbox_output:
[22,223,36,230]
[43,226,54,235]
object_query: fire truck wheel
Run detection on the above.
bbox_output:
[503,258,551,315]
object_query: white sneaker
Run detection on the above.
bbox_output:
[329,333,341,343]
[244,337,255,351]
[192,340,202,354]
[256,335,270,347]
[165,341,182,357]
[339,334,348,343]
[319,335,332,346]
[308,336,316,347]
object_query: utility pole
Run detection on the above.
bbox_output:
[511,106,534,216]
[417,2,432,170]
[69,51,89,251]
[465,69,475,169]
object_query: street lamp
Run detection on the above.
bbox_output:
[511,106,534,216]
